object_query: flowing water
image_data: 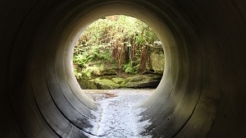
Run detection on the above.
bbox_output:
[85,89,153,138]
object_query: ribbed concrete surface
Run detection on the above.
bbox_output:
[0,0,246,137]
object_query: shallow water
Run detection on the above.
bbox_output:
[85,89,154,138]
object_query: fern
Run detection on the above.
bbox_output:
[73,15,161,77]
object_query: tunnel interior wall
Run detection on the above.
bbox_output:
[1,0,246,138]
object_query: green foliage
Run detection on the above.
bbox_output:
[73,44,112,78]
[82,68,92,79]
[74,69,82,79]
[123,62,140,74]
[73,15,160,78]
[123,63,134,74]
[73,44,112,64]
[73,54,90,67]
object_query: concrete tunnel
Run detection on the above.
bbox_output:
[1,0,246,137]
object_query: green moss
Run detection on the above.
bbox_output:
[149,46,165,74]
[78,79,97,89]
[77,74,162,89]
[112,78,125,84]
[125,75,145,83]
[94,78,120,89]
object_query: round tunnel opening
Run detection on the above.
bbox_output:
[72,15,165,91]
[56,4,178,136]
[57,2,178,108]
[56,3,183,135]
[69,15,167,136]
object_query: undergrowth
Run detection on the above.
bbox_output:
[73,15,160,79]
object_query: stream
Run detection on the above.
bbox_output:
[85,89,154,138]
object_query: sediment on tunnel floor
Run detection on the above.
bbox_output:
[1,0,246,138]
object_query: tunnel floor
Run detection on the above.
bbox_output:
[85,89,153,138]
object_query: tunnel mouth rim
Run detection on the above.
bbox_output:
[63,2,174,97]
[29,0,179,117]
[52,1,205,136]
[71,14,165,94]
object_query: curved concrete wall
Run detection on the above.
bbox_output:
[1,0,246,137]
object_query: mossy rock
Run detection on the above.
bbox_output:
[77,74,162,89]
[125,75,145,83]
[149,46,165,74]
[102,69,118,75]
[94,78,120,89]
[112,78,125,84]
[78,79,97,89]
[125,74,162,88]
